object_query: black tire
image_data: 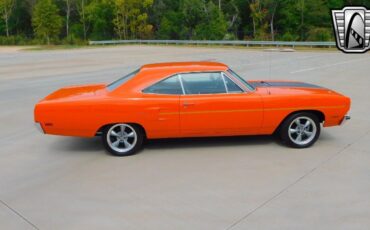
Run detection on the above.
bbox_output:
[102,123,144,156]
[279,112,321,148]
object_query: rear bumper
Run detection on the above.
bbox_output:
[340,115,351,126]
[35,122,45,134]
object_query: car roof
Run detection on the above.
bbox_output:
[112,62,230,93]
[141,61,228,71]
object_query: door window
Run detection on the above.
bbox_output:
[180,72,227,94]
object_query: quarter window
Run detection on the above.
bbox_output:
[143,75,183,95]
[223,74,243,93]
[181,72,227,94]
[227,69,255,91]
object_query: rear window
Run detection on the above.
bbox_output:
[107,69,139,91]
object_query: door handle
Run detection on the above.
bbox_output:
[183,101,195,107]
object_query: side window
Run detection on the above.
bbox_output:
[223,74,243,93]
[143,75,183,95]
[181,72,227,94]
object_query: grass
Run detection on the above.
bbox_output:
[16,43,340,52]
[100,43,340,52]
[21,44,90,51]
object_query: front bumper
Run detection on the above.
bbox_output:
[35,122,45,134]
[340,115,351,126]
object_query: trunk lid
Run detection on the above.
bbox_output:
[43,84,107,101]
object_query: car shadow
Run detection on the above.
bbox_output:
[145,135,281,150]
[53,135,281,154]
[52,137,104,153]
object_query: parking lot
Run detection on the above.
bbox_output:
[0,45,369,230]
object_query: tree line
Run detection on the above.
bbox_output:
[0,0,369,45]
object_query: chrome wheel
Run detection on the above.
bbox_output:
[107,124,137,153]
[288,116,317,146]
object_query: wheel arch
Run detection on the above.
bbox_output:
[95,122,147,138]
[274,110,325,134]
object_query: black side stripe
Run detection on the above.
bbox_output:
[248,81,323,89]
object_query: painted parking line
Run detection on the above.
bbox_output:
[290,56,370,74]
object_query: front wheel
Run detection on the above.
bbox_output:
[102,123,144,156]
[280,113,321,148]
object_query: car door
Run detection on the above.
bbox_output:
[141,75,182,138]
[179,72,263,136]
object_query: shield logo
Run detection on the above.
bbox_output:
[332,6,370,53]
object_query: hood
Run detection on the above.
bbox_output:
[42,84,107,102]
[248,80,345,97]
[248,80,324,89]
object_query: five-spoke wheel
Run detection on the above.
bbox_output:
[280,112,321,148]
[102,123,144,156]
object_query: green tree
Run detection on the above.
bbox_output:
[264,0,278,41]
[76,0,90,40]
[85,0,114,40]
[11,1,33,37]
[277,0,333,41]
[152,0,185,39]
[0,0,15,36]
[248,0,269,39]
[150,0,178,30]
[32,0,62,44]
[113,0,153,39]
[195,1,227,40]
[275,1,297,40]
[181,0,204,39]
[62,0,73,37]
[2,0,365,44]
[219,0,241,39]
[157,10,185,39]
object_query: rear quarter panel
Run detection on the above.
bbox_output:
[35,94,180,138]
[35,98,146,137]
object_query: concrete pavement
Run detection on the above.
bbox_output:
[0,45,369,230]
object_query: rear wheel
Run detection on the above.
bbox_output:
[102,123,144,156]
[280,112,321,148]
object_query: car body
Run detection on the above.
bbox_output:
[34,62,351,156]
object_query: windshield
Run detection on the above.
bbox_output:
[107,69,139,91]
[227,69,255,91]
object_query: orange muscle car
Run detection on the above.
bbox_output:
[34,62,351,156]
